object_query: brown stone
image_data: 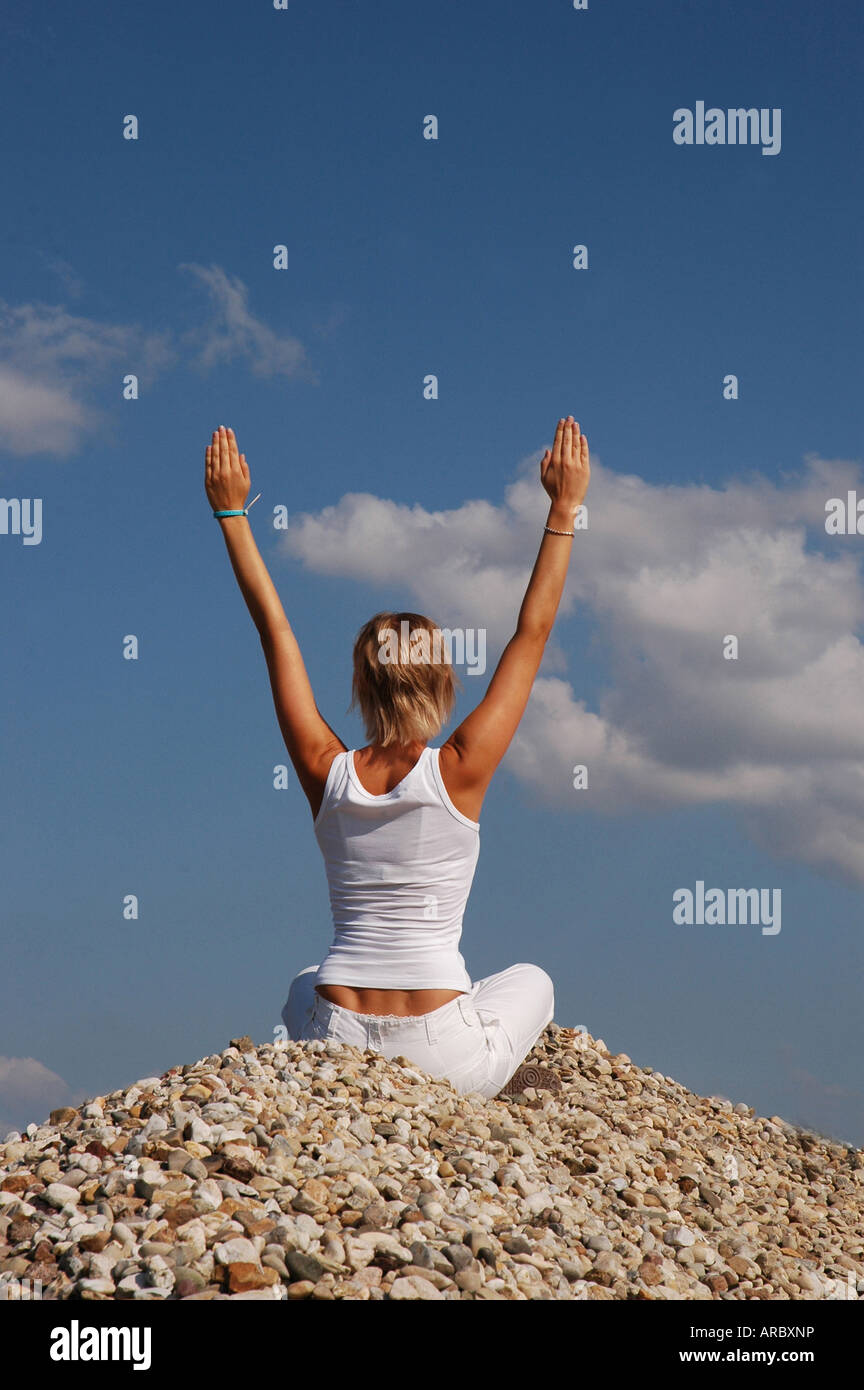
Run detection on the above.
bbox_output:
[221,1155,256,1183]
[147,1143,175,1162]
[79,1231,111,1254]
[163,1203,200,1229]
[225,1261,279,1293]
[24,1261,61,1287]
[49,1107,78,1124]
[235,1211,276,1237]
[706,1274,729,1294]
[8,1219,36,1243]
[218,1198,245,1217]
[182,1085,212,1102]
[1,1175,33,1195]
[638,1262,663,1286]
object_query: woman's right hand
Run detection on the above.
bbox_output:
[540,416,590,514]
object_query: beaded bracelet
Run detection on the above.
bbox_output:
[544,524,575,537]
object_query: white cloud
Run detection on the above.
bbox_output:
[0,263,311,457]
[0,1056,84,1138]
[277,452,864,885]
[178,262,316,381]
[0,298,174,456]
[0,365,89,456]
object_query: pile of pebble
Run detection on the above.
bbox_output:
[1,1024,862,1300]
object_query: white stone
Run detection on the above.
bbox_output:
[214,1237,259,1266]
[193,1179,224,1212]
[77,1277,115,1296]
[44,1183,81,1209]
[389,1274,445,1300]
[665,1225,696,1248]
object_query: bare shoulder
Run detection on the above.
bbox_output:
[437,740,485,823]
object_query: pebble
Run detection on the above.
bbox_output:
[0,1025,861,1301]
[390,1274,445,1300]
[43,1183,81,1210]
[666,1225,697,1248]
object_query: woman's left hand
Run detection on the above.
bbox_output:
[205,426,251,512]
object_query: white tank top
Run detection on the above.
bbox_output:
[312,746,480,990]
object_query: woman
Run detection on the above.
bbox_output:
[205,416,590,1099]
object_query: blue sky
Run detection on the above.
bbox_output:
[1,0,862,1145]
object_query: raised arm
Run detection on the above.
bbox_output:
[205,426,345,815]
[440,416,589,817]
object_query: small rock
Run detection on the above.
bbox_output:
[43,1183,81,1209]
[390,1274,444,1300]
[284,1251,326,1283]
[226,1262,279,1293]
[665,1225,696,1248]
[214,1238,259,1267]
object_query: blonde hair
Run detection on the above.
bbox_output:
[350,611,461,748]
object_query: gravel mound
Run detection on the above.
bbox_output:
[1,1024,862,1300]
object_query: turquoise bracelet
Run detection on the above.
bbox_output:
[213,493,261,519]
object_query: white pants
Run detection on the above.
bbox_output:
[281,963,554,1100]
